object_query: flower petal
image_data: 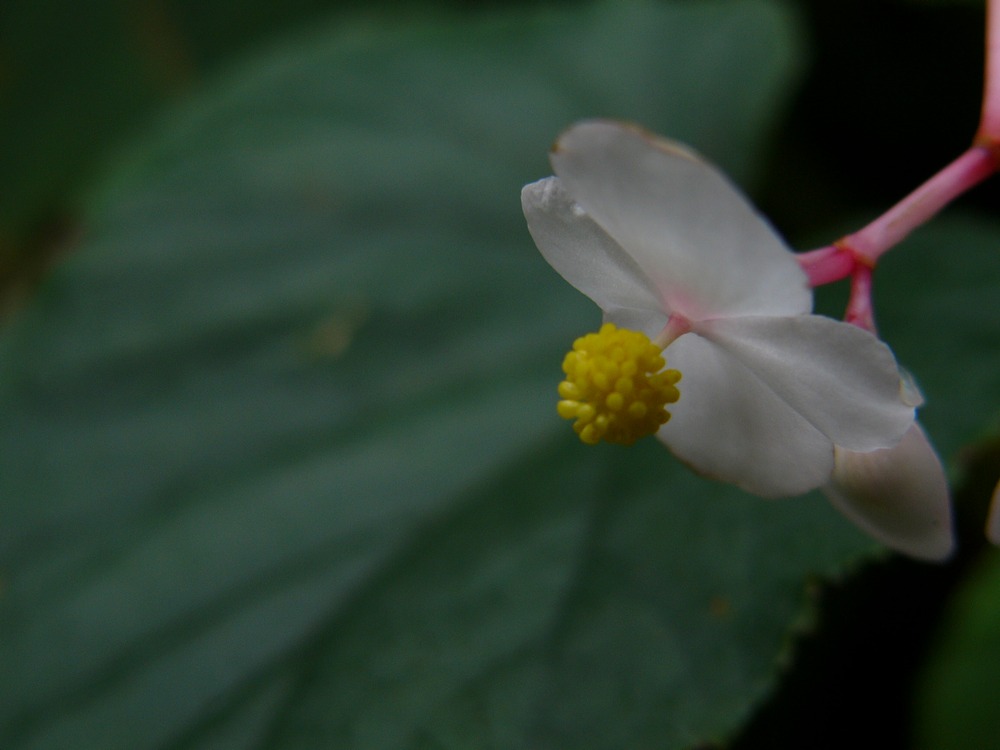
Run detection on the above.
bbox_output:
[695,315,914,452]
[600,307,669,341]
[522,177,666,336]
[549,120,811,321]
[658,333,833,497]
[823,423,954,561]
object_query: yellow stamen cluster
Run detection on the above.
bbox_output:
[557,322,681,446]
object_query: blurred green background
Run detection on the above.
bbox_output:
[1,0,998,748]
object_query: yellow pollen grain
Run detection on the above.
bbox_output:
[556,322,681,446]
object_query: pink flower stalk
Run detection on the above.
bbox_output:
[802,0,1000,557]
[800,0,1000,290]
[797,146,999,289]
[977,0,1000,143]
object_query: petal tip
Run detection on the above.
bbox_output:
[553,118,702,166]
[823,424,955,562]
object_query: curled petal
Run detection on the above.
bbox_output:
[658,334,833,498]
[823,423,954,561]
[987,479,1000,546]
[549,120,811,321]
[522,177,665,337]
[695,315,914,452]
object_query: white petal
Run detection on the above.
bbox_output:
[658,333,834,497]
[550,120,811,321]
[522,177,665,335]
[823,423,954,561]
[601,307,669,341]
[695,315,914,452]
[986,479,1000,546]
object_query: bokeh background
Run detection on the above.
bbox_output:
[1,0,998,748]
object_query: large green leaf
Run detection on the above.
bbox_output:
[0,2,931,748]
[0,0,410,250]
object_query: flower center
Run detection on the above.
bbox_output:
[557,322,681,445]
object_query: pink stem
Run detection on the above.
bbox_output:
[844,265,876,333]
[840,146,999,265]
[978,0,1000,142]
[653,312,692,349]
[800,0,1000,289]
[796,245,855,286]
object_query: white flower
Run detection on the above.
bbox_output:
[823,423,953,561]
[522,120,914,498]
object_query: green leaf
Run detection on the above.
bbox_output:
[866,215,1000,750]
[0,2,887,748]
[0,0,413,247]
[875,215,1000,459]
[916,550,1000,749]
